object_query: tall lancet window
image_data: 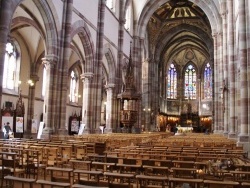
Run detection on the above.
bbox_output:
[69,70,79,103]
[125,4,132,32]
[184,64,196,99]
[106,0,114,11]
[3,42,18,90]
[167,63,177,99]
[204,62,212,99]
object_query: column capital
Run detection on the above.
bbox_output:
[221,11,228,19]
[81,72,94,79]
[42,54,58,63]
[30,74,40,82]
[42,54,58,68]
[105,83,115,90]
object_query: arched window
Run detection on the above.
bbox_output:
[125,5,132,31]
[69,70,80,103]
[184,64,196,99]
[42,66,47,97]
[204,62,212,99]
[106,0,114,10]
[167,63,177,99]
[3,42,19,90]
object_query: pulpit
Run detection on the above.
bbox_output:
[119,105,138,133]
[117,43,140,133]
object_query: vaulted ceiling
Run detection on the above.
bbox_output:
[146,0,213,72]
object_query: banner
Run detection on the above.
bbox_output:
[16,117,24,133]
[78,123,85,135]
[31,119,38,133]
[37,122,44,139]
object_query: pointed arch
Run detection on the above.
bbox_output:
[1,0,58,56]
[104,44,116,84]
[70,20,95,73]
[135,0,221,39]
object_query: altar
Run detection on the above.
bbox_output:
[175,126,193,135]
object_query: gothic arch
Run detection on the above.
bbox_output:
[104,44,116,84]
[6,0,58,57]
[155,24,213,63]
[11,17,45,39]
[69,61,82,76]
[70,20,95,73]
[135,0,221,39]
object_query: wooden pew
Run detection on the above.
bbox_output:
[168,177,203,188]
[116,163,141,174]
[230,170,250,182]
[91,161,116,172]
[72,184,108,188]
[36,180,71,187]
[171,167,197,179]
[4,175,36,188]
[136,174,168,188]
[73,169,103,185]
[104,172,134,188]
[203,180,239,188]
[241,182,250,187]
[46,167,73,186]
[69,159,92,170]
[142,165,169,176]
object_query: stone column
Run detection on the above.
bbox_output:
[151,58,159,131]
[227,0,236,138]
[57,0,73,135]
[92,0,106,133]
[26,75,39,138]
[213,32,224,134]
[221,1,229,136]
[142,58,151,132]
[212,33,219,133]
[105,83,115,133]
[81,72,94,134]
[218,32,224,134]
[238,0,248,143]
[41,55,58,139]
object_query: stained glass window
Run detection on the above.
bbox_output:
[69,70,79,103]
[3,42,17,90]
[184,64,196,99]
[204,63,212,99]
[167,63,177,99]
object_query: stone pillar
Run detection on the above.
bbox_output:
[151,58,159,131]
[92,0,106,133]
[213,32,223,134]
[221,1,229,136]
[81,72,94,134]
[227,0,236,138]
[57,0,73,135]
[218,32,224,134]
[26,75,39,138]
[133,37,143,130]
[142,58,151,132]
[238,0,248,143]
[105,83,115,133]
[41,55,58,139]
[212,32,219,133]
